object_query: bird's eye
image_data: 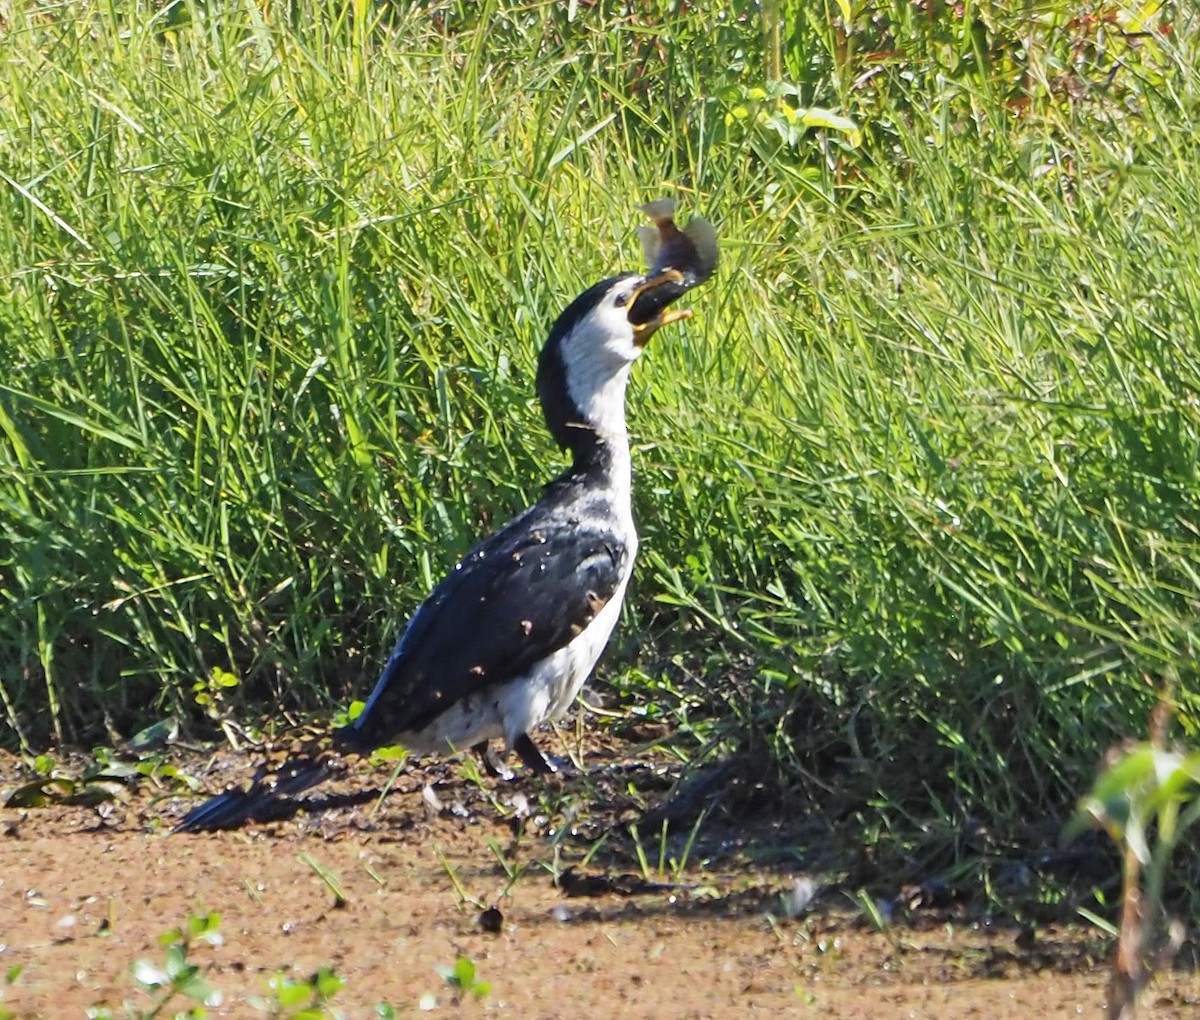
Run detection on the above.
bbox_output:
[614,291,631,308]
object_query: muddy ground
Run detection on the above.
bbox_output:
[1,736,1197,1019]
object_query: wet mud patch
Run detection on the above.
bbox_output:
[1,744,1198,1018]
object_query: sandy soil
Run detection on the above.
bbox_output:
[1,743,1197,1019]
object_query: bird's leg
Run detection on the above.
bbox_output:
[513,732,562,775]
[473,741,515,781]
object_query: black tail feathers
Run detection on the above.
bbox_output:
[174,723,383,833]
[173,748,337,833]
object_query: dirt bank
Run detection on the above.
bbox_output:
[1,746,1196,1018]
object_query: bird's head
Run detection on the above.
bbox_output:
[537,201,717,456]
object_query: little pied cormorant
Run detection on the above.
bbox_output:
[174,199,718,832]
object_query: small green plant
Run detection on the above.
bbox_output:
[2,744,197,811]
[0,964,22,1020]
[628,810,708,884]
[259,967,345,1020]
[434,957,491,1002]
[80,913,366,1019]
[192,667,241,727]
[486,836,527,898]
[436,846,486,911]
[849,889,902,953]
[1068,700,1200,1020]
[725,82,862,149]
[298,853,349,909]
[87,912,224,1019]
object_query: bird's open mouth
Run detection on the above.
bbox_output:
[629,269,693,346]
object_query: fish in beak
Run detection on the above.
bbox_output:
[628,199,718,346]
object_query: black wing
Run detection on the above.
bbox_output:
[341,509,628,751]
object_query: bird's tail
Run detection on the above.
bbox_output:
[173,739,345,833]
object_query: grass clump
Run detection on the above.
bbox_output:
[1,1,1198,887]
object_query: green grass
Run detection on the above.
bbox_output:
[2,1,1198,879]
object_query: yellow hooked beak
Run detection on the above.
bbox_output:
[629,269,692,346]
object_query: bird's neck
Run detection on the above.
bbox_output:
[558,360,634,487]
[568,430,632,490]
[568,361,632,444]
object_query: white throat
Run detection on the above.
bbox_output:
[558,309,641,443]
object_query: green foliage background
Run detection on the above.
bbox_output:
[1,0,1196,853]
